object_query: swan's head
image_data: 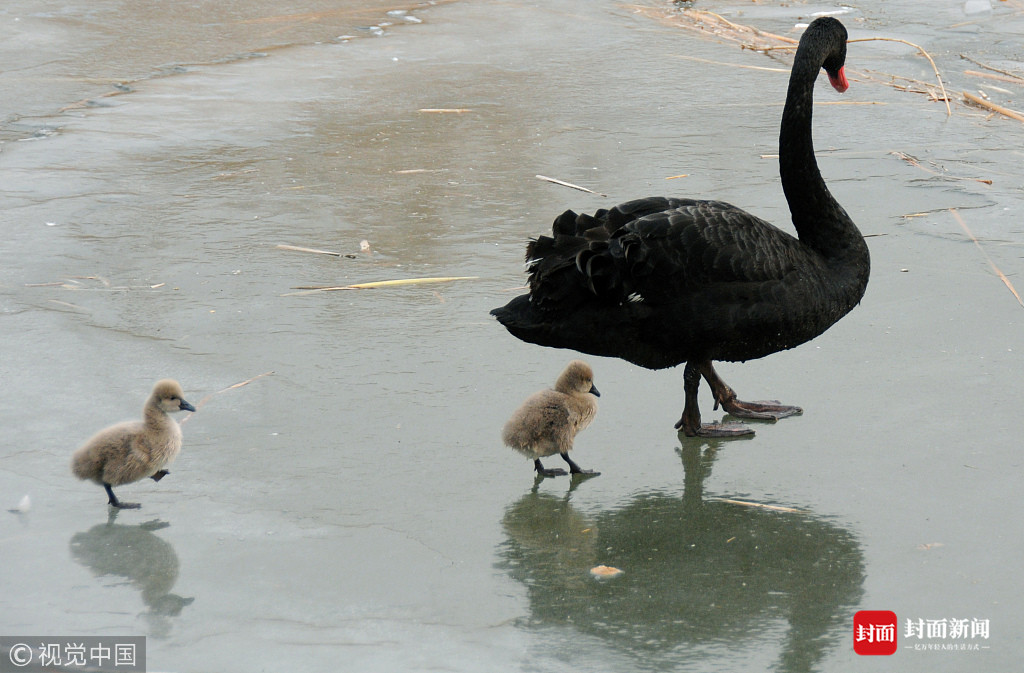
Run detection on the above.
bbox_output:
[555,360,600,398]
[151,379,197,413]
[806,17,849,93]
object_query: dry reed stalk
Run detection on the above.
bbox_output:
[949,208,1023,309]
[627,4,796,51]
[183,371,275,421]
[47,300,86,311]
[277,244,342,256]
[536,175,607,197]
[632,6,954,110]
[668,53,787,73]
[859,69,938,95]
[283,276,478,295]
[709,498,802,513]
[890,151,993,185]
[848,37,950,115]
[960,54,1024,82]
[964,69,1024,86]
[817,101,886,106]
[240,0,458,25]
[962,91,1024,122]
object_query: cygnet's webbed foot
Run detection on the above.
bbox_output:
[150,469,170,482]
[534,459,568,477]
[716,398,803,421]
[104,483,141,509]
[561,453,600,478]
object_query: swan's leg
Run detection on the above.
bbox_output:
[104,483,141,509]
[534,459,568,477]
[699,362,803,421]
[560,452,600,477]
[150,469,169,482]
[675,362,754,437]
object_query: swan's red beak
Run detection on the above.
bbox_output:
[827,66,849,93]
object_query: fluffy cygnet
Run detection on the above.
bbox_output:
[502,360,601,477]
[71,379,196,509]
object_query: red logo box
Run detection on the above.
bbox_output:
[854,610,898,655]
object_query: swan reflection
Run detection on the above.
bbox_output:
[499,438,864,672]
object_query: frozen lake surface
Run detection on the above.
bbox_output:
[1,0,1022,670]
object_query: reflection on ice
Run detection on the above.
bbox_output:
[499,438,865,672]
[69,515,194,637]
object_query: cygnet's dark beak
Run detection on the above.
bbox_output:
[180,399,197,412]
[589,385,601,397]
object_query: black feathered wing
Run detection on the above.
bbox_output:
[495,197,841,368]
[527,197,814,310]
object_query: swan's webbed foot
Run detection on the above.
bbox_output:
[534,459,568,477]
[716,398,803,421]
[674,409,754,437]
[678,361,755,437]
[690,421,755,438]
[150,469,170,482]
[699,361,802,425]
[104,483,141,509]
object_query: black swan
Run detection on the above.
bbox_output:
[491,17,869,437]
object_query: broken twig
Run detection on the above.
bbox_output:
[535,175,607,197]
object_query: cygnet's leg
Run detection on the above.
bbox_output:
[560,453,600,477]
[699,361,803,421]
[675,362,755,437]
[534,459,568,477]
[150,470,169,482]
[104,483,141,509]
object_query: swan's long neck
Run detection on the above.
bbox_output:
[779,53,863,263]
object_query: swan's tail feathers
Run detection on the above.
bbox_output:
[490,294,591,353]
[490,294,541,343]
[552,209,580,237]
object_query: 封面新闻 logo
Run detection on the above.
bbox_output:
[854,610,898,655]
